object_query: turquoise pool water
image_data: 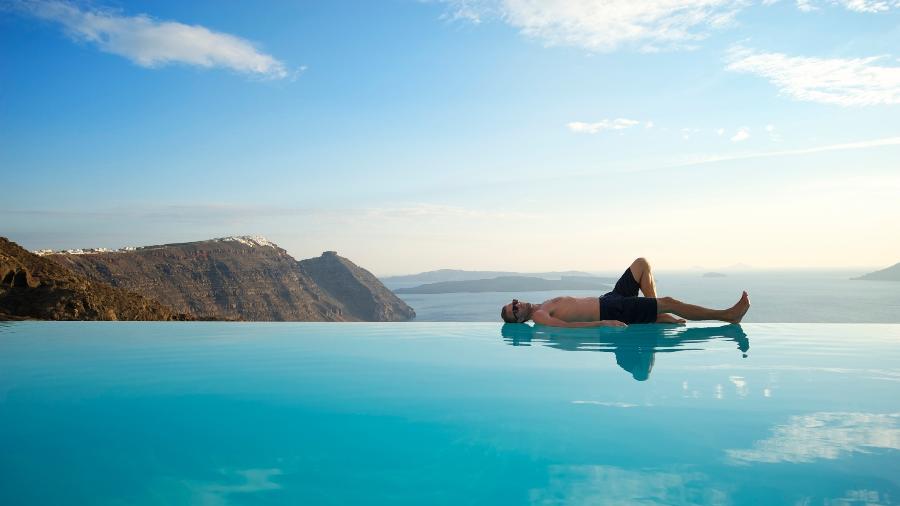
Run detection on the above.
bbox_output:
[1,322,898,505]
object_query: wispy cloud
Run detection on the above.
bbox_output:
[681,127,701,140]
[798,0,900,12]
[836,0,900,12]
[441,0,746,52]
[731,127,750,142]
[726,45,900,106]
[0,202,533,229]
[14,0,290,79]
[664,136,900,168]
[568,118,641,134]
[362,203,531,221]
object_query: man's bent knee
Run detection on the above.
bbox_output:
[633,257,650,270]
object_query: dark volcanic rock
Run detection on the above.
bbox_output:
[0,237,188,321]
[299,251,416,321]
[49,238,414,321]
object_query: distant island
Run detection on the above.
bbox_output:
[382,269,596,285]
[394,275,616,294]
[702,272,727,278]
[852,262,900,281]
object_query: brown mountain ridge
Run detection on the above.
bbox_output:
[39,236,415,322]
[1,237,189,321]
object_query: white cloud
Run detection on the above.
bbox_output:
[663,136,900,168]
[17,0,289,79]
[568,118,640,134]
[765,124,775,132]
[726,45,900,106]
[798,0,900,12]
[731,127,750,142]
[645,120,655,129]
[716,128,726,136]
[442,0,747,52]
[727,412,900,464]
[837,0,898,12]
[681,127,701,140]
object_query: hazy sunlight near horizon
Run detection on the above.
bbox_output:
[1,0,898,274]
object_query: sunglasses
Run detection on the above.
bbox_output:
[511,299,520,320]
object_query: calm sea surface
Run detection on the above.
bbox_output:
[388,270,900,323]
[1,322,898,505]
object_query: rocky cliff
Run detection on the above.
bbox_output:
[46,237,414,322]
[0,237,188,321]
[299,251,416,321]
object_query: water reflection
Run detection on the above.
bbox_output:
[531,464,725,506]
[501,323,749,381]
[726,411,900,465]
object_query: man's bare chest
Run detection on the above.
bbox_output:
[544,297,600,322]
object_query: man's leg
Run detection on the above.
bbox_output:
[628,258,685,323]
[628,257,657,297]
[656,313,686,324]
[657,292,750,323]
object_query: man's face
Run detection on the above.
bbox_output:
[505,299,529,323]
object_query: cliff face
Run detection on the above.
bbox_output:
[299,251,416,322]
[47,238,414,322]
[0,238,187,321]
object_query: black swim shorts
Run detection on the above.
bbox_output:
[599,268,658,324]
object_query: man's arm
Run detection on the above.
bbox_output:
[532,310,626,328]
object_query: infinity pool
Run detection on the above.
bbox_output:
[1,322,898,505]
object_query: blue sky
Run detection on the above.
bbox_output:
[1,0,898,274]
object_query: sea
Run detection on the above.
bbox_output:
[385,270,900,323]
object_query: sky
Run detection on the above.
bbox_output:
[1,0,898,275]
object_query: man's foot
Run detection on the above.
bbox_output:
[724,291,750,323]
[656,313,686,324]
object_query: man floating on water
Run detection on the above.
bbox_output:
[500,257,750,327]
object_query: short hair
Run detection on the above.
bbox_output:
[501,304,517,323]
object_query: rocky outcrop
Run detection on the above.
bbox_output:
[0,238,189,321]
[853,262,900,281]
[47,238,414,321]
[299,251,416,321]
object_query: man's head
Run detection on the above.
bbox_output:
[501,299,531,323]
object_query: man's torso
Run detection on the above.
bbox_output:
[540,296,601,322]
